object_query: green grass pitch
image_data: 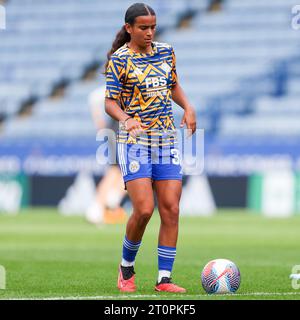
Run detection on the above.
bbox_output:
[0,208,300,300]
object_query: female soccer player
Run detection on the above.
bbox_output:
[105,3,196,293]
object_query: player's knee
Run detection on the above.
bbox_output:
[166,203,180,216]
[134,206,154,226]
[160,204,179,226]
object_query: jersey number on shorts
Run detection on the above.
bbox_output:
[171,149,180,165]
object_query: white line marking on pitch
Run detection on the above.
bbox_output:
[4,292,300,300]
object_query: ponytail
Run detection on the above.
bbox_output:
[104,26,130,74]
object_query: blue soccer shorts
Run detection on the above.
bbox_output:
[116,143,182,184]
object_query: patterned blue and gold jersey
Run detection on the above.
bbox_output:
[105,42,178,146]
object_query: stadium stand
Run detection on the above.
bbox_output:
[161,0,300,136]
[0,0,209,137]
[0,0,208,120]
[0,0,299,174]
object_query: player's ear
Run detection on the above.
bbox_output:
[125,23,132,35]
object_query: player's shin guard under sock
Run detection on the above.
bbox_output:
[157,245,176,283]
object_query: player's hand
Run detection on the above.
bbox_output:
[180,106,196,136]
[125,118,147,138]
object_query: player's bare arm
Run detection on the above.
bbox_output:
[105,97,145,138]
[171,83,197,134]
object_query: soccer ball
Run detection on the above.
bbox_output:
[201,259,241,294]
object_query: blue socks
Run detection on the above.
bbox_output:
[158,245,176,282]
[121,236,141,267]
[121,238,177,283]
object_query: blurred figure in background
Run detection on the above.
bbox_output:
[208,0,223,12]
[85,85,127,225]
